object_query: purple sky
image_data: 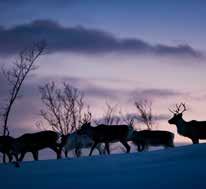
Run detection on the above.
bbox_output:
[0,0,206,145]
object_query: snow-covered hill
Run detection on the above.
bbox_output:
[1,144,206,189]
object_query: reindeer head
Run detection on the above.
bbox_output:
[168,103,187,124]
[77,122,92,135]
[77,112,92,135]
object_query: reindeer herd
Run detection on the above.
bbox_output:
[0,103,206,166]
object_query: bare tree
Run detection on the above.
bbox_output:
[95,103,121,125]
[134,99,154,130]
[39,82,90,135]
[121,113,136,129]
[0,41,46,137]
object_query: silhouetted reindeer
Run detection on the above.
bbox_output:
[131,130,174,151]
[0,136,15,163]
[11,131,64,162]
[77,123,131,156]
[168,103,206,144]
[63,132,104,157]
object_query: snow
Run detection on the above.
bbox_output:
[1,144,206,189]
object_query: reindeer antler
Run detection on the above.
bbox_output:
[168,108,175,114]
[168,104,180,114]
[180,103,187,113]
[175,104,182,113]
[169,103,187,114]
[81,112,92,124]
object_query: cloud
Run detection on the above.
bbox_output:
[69,78,182,101]
[32,76,182,100]
[83,87,181,101]
[0,20,202,58]
[135,89,182,99]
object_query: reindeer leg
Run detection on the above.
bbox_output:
[3,153,8,163]
[137,143,143,152]
[141,142,147,152]
[36,151,39,160]
[11,153,20,167]
[75,148,81,157]
[32,151,39,161]
[120,140,130,153]
[51,144,62,159]
[58,148,62,159]
[191,138,199,144]
[64,149,68,158]
[166,141,175,148]
[165,143,174,149]
[12,153,19,162]
[3,153,6,163]
[51,146,61,159]
[132,140,141,152]
[144,144,149,151]
[105,143,110,155]
[96,144,103,155]
[89,142,98,156]
[53,148,61,159]
[19,151,26,162]
[7,153,13,163]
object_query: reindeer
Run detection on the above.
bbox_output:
[0,136,15,163]
[62,112,104,157]
[168,103,206,144]
[131,130,174,152]
[77,123,131,156]
[11,130,64,162]
[63,132,104,157]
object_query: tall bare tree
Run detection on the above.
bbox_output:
[95,103,121,125]
[39,81,90,135]
[134,99,154,130]
[0,41,46,136]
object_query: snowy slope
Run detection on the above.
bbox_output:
[1,144,206,189]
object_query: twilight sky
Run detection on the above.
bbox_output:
[1,0,206,145]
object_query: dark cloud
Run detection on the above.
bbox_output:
[35,76,182,101]
[136,89,182,98]
[26,76,182,100]
[0,20,202,58]
[83,87,181,101]
[83,87,121,99]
